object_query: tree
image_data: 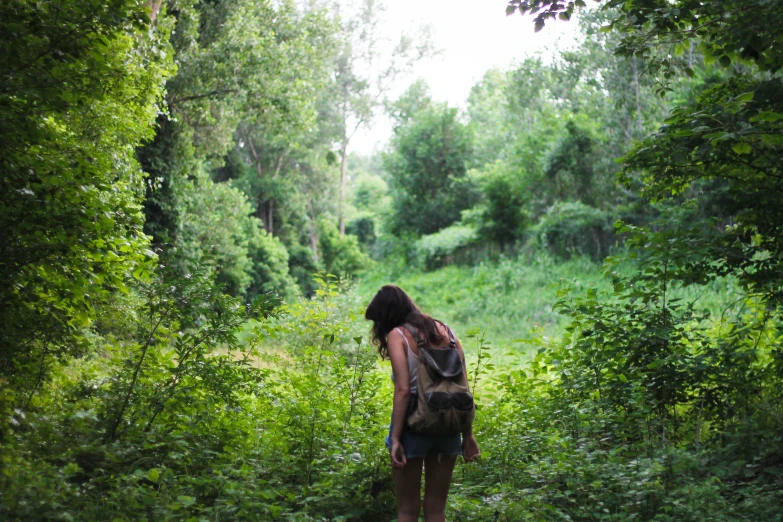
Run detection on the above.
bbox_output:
[506,1,783,76]
[0,0,172,397]
[328,0,435,236]
[544,120,598,206]
[233,2,336,237]
[509,0,783,504]
[140,0,331,297]
[385,100,477,236]
[473,161,529,250]
[511,0,783,303]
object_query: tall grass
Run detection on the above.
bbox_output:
[359,253,607,355]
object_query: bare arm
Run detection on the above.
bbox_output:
[387,328,410,467]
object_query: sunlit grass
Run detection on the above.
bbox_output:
[357,253,607,355]
[357,251,745,366]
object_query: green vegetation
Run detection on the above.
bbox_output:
[361,255,608,349]
[3,0,783,520]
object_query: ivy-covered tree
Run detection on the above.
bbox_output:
[0,0,172,397]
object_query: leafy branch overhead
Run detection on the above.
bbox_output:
[508,0,783,77]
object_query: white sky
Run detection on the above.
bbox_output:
[350,0,578,155]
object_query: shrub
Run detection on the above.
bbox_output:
[346,217,377,248]
[245,228,299,302]
[414,224,479,270]
[288,241,321,297]
[533,200,615,260]
[473,161,530,249]
[317,218,371,277]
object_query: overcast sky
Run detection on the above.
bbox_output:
[349,0,578,155]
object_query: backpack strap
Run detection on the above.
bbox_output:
[401,323,426,350]
[394,327,411,352]
[444,324,456,347]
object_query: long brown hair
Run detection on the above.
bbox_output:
[365,285,444,359]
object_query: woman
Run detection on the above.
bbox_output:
[365,285,480,522]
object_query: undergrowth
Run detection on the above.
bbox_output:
[2,258,780,521]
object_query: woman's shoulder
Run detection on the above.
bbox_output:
[388,325,414,345]
[388,326,405,342]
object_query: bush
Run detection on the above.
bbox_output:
[244,228,299,302]
[473,161,530,249]
[346,217,377,248]
[414,224,479,270]
[384,102,478,236]
[318,218,371,277]
[288,241,321,297]
[0,275,398,521]
[3,267,782,520]
[533,200,615,260]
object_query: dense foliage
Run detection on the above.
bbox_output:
[384,100,477,236]
[3,0,783,520]
[0,0,172,399]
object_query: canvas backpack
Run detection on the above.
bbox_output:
[402,323,475,435]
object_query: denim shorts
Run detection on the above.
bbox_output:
[385,423,462,460]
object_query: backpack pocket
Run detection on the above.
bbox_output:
[424,391,473,411]
[450,391,474,411]
[425,391,451,410]
[406,390,474,435]
[406,391,418,417]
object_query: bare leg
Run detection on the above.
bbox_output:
[392,457,423,522]
[423,455,456,522]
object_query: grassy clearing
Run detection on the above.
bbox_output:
[358,253,607,356]
[357,251,744,366]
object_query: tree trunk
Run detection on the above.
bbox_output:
[247,137,273,233]
[267,199,274,236]
[266,153,284,236]
[147,0,164,24]
[338,140,348,236]
[631,58,644,136]
[306,189,320,263]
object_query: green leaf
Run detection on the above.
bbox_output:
[732,142,752,155]
[177,496,196,507]
[674,44,685,57]
[63,463,81,476]
[760,134,783,145]
[750,111,783,123]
